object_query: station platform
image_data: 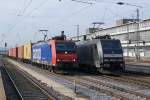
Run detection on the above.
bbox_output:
[0,66,6,100]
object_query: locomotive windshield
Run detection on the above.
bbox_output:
[101,40,123,54]
[101,40,122,49]
[56,42,76,53]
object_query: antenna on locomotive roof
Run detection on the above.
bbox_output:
[39,30,48,41]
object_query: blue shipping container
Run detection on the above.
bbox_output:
[32,42,52,65]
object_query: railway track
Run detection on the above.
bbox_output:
[47,72,146,100]
[101,73,150,88]
[79,75,150,99]
[2,62,72,100]
[5,59,150,100]
[1,65,21,100]
[2,64,52,100]
[47,69,150,100]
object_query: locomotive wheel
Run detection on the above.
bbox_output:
[97,68,112,75]
[97,68,104,73]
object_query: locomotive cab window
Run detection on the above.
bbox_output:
[101,40,122,49]
[56,42,76,53]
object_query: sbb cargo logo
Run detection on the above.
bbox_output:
[33,49,41,59]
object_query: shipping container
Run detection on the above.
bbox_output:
[9,48,12,57]
[18,46,24,59]
[12,47,18,58]
[23,43,32,60]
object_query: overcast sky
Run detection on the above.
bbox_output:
[0,0,150,48]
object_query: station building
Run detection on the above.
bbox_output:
[71,19,150,60]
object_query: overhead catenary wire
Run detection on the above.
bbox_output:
[6,0,50,47]
[7,0,93,34]
[7,0,33,33]
[27,0,134,35]
[24,0,49,16]
[101,7,108,23]
[57,0,140,24]
[5,0,33,47]
[7,0,144,33]
[6,0,48,33]
[16,0,27,16]
[53,0,126,31]
[71,0,93,5]
[0,34,6,48]
[47,4,93,30]
[17,0,33,16]
[61,0,117,5]
[1,0,31,47]
[6,0,145,41]
[1,1,27,47]
[31,1,93,40]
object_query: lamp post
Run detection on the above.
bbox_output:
[117,2,142,61]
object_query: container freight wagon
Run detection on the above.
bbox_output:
[8,48,13,57]
[32,40,77,71]
[8,48,18,58]
[17,45,24,60]
[12,48,18,58]
[76,38,125,73]
[23,43,32,63]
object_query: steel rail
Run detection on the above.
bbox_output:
[2,65,54,100]
[2,65,24,100]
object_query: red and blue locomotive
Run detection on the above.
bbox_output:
[32,35,77,71]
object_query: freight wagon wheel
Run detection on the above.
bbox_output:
[45,65,49,70]
[48,66,53,72]
[44,65,47,70]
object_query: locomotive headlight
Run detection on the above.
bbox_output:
[104,64,110,67]
[73,59,76,62]
[104,59,109,61]
[57,59,60,62]
[65,51,68,54]
[120,63,124,67]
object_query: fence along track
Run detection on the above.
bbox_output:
[2,64,55,100]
